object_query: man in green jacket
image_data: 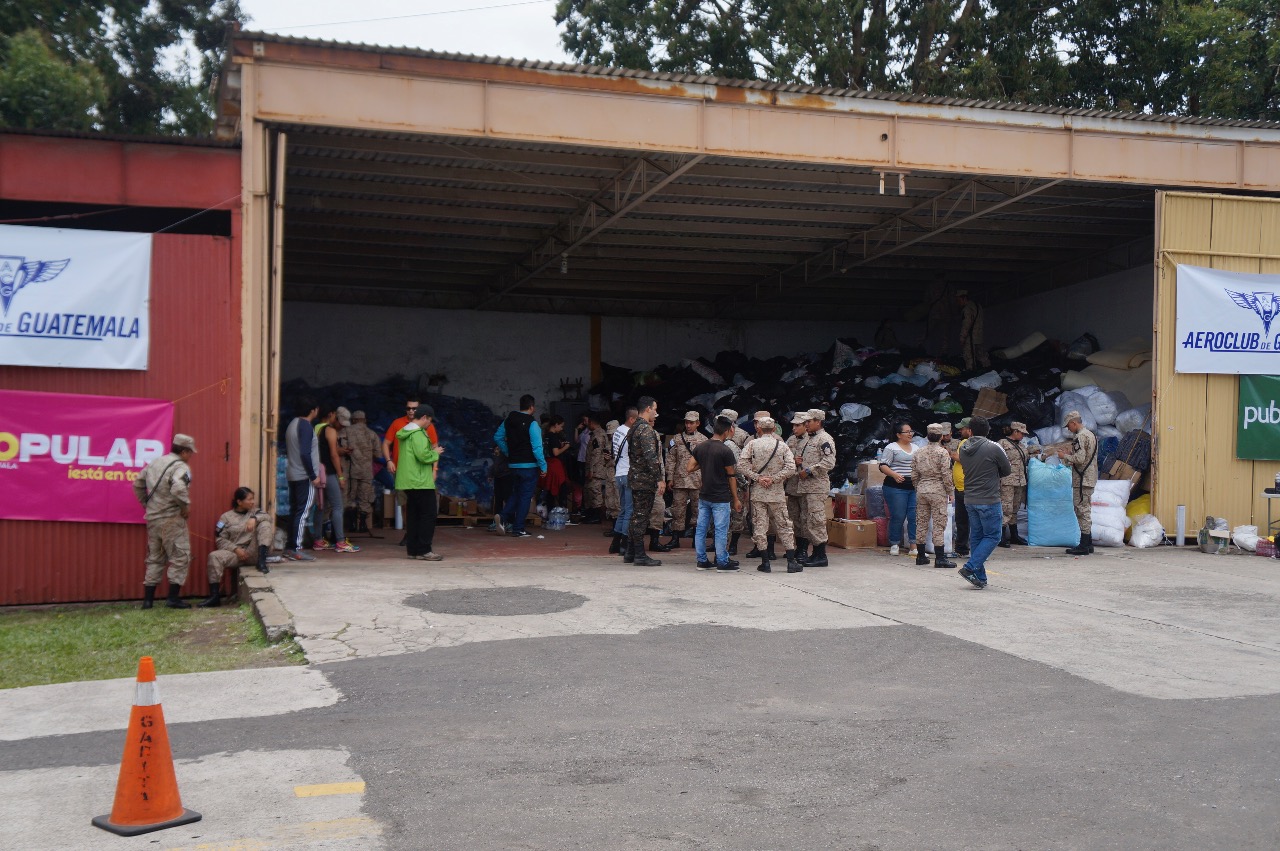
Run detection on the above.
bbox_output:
[395,406,445,561]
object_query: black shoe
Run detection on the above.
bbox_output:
[915,548,931,566]
[1065,532,1092,556]
[197,588,222,608]
[766,536,778,561]
[998,525,1012,548]
[141,585,157,610]
[955,547,970,557]
[1009,526,1028,546]
[257,544,270,575]
[728,533,740,556]
[608,533,624,554]
[745,545,763,559]
[934,553,957,569]
[664,534,681,549]
[649,532,673,553]
[795,539,809,562]
[632,542,662,566]
[785,550,802,573]
[165,583,190,609]
[696,560,714,570]
[756,555,772,573]
[716,561,740,571]
[958,566,983,588]
[803,543,828,567]
[509,530,532,538]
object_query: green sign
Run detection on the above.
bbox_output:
[1238,375,1280,460]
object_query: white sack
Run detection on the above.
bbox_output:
[1129,514,1165,548]
[1090,479,1133,547]
[1087,390,1132,427]
[1115,404,1153,435]
[964,370,1002,390]
[839,402,872,422]
[1233,525,1260,552]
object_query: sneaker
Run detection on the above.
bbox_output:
[285,549,316,562]
[487,521,498,532]
[509,530,531,538]
[494,515,506,533]
[957,566,984,589]
[312,539,333,551]
[889,544,900,556]
[716,561,740,571]
[335,540,361,553]
[696,561,714,570]
[421,552,443,561]
[265,556,284,564]
[908,546,918,556]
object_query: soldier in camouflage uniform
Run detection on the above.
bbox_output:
[646,431,671,553]
[785,412,811,560]
[740,417,801,574]
[997,420,1038,548]
[911,423,957,569]
[957,289,989,370]
[583,414,611,524]
[663,411,707,549]
[132,434,197,610]
[720,409,751,555]
[344,410,382,532]
[200,486,274,607]
[1057,410,1099,556]
[796,409,837,567]
[626,396,667,566]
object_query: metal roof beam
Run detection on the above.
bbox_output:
[477,152,706,308]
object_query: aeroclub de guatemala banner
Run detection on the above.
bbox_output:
[0,389,174,524]
[0,223,152,370]
[1176,264,1280,374]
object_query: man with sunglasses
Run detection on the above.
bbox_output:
[383,398,439,545]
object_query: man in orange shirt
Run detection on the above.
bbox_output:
[383,398,439,545]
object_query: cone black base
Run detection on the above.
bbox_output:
[92,808,201,837]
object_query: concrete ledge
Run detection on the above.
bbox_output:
[238,571,296,643]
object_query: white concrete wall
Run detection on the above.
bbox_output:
[283,304,915,414]
[986,265,1154,351]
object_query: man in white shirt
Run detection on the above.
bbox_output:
[608,407,639,554]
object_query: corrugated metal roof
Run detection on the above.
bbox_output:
[238,30,1280,131]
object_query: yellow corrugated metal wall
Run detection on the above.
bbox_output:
[1154,192,1280,537]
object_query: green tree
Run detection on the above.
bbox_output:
[0,1,247,136]
[0,29,105,131]
[555,0,1280,120]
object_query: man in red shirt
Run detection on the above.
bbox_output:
[383,398,439,545]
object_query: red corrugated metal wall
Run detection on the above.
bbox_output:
[0,234,241,604]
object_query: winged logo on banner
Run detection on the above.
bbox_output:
[0,256,71,317]
[1226,289,1280,337]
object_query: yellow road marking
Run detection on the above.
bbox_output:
[294,781,366,797]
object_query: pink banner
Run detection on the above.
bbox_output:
[0,389,174,524]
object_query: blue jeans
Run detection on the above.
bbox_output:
[695,500,731,565]
[883,485,917,546]
[502,468,540,532]
[965,502,1004,582]
[612,475,633,535]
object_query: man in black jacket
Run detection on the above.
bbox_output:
[626,396,666,566]
[494,394,546,538]
[956,416,1010,589]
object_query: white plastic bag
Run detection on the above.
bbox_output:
[1233,525,1260,552]
[923,502,956,555]
[1056,391,1098,431]
[1115,404,1153,435]
[1129,514,1165,548]
[839,402,872,422]
[964,370,1002,390]
[1087,390,1132,427]
[1090,479,1132,547]
[1034,425,1063,446]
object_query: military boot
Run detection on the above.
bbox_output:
[1065,532,1092,556]
[795,538,809,562]
[663,531,681,549]
[756,551,772,573]
[728,532,741,556]
[141,585,157,610]
[804,542,828,567]
[623,537,635,563]
[915,544,931,566]
[632,538,662,567]
[934,551,957,569]
[1009,524,1028,545]
[257,544,270,575]
[766,536,778,561]
[998,525,1012,548]
[608,533,625,554]
[785,549,803,573]
[649,530,673,552]
[165,583,190,609]
[197,586,222,608]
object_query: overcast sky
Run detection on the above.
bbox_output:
[239,0,574,62]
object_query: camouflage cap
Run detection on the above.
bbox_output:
[955,417,973,430]
[352,410,366,421]
[757,417,776,430]
[790,412,808,425]
[605,419,619,433]
[684,410,701,422]
[753,410,771,421]
[1010,421,1027,433]
[926,423,947,436]
[805,408,826,422]
[173,434,197,453]
[336,406,352,427]
[1062,410,1083,427]
[719,409,739,421]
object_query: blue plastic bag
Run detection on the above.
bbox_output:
[1027,457,1080,547]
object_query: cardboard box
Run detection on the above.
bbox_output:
[828,518,878,549]
[857,460,886,488]
[1103,460,1142,488]
[382,493,395,521]
[832,494,867,520]
[972,388,1008,419]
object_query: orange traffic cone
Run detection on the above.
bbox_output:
[92,657,202,836]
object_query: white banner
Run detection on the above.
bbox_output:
[1175,264,1280,374]
[0,224,151,370]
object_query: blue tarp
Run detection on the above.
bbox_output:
[1027,457,1080,547]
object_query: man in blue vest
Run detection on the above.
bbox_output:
[494,394,546,538]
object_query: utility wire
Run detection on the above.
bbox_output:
[271,0,555,31]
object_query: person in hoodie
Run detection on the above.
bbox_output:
[956,416,1010,589]
[396,406,445,561]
